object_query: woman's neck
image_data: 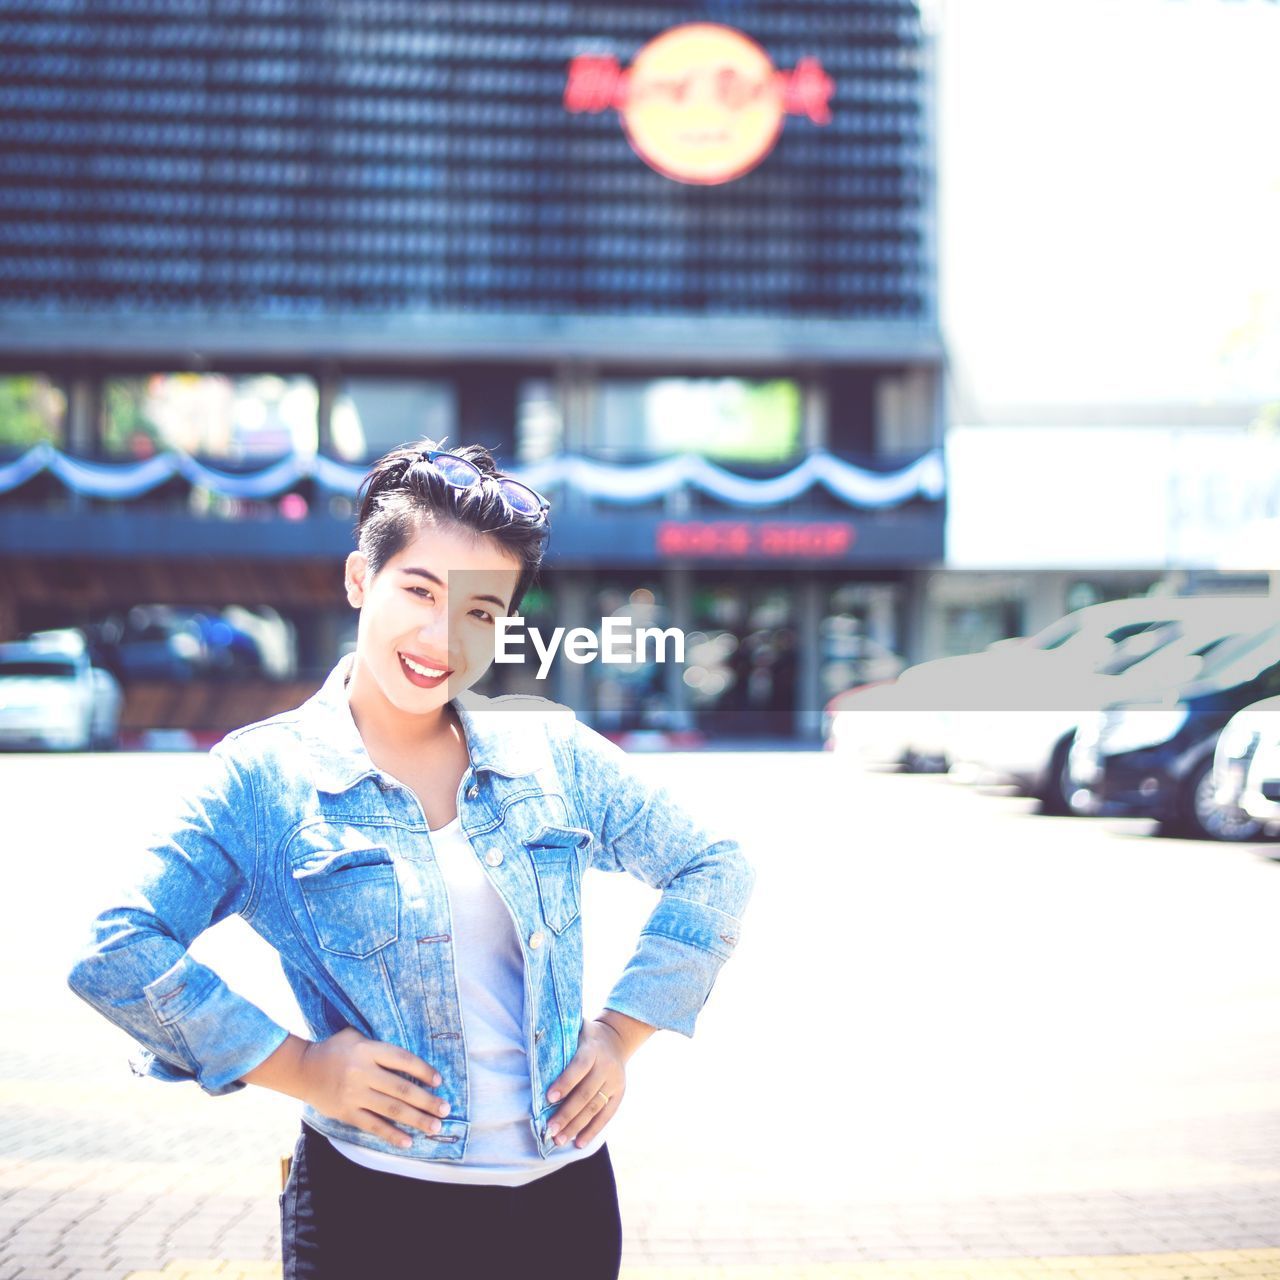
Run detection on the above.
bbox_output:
[345,657,459,760]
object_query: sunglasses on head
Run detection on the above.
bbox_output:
[415,449,550,525]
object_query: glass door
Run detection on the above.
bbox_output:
[687,575,796,737]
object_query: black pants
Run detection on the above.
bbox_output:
[280,1120,623,1279]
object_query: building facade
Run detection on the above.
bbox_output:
[0,0,944,742]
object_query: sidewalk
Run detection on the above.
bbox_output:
[104,1253,1280,1279]
[4,1145,1279,1280]
[6,751,1280,1279]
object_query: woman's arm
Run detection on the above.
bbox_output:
[66,737,293,1097]
[567,719,757,1039]
[592,1008,657,1061]
[537,720,755,1149]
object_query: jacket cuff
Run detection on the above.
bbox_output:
[140,952,293,1096]
[602,896,744,1038]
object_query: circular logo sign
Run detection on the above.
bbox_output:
[619,23,785,186]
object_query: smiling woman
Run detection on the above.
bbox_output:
[344,521,525,747]
[66,433,757,1280]
[338,440,550,758]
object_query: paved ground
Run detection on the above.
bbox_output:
[3,749,1280,1278]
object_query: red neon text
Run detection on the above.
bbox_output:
[657,522,854,558]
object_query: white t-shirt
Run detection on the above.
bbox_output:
[325,815,605,1186]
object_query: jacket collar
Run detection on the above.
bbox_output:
[301,652,542,794]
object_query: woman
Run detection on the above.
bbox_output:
[67,439,756,1278]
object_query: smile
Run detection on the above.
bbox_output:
[398,652,452,688]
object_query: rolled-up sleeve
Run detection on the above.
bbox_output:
[569,720,756,1038]
[65,738,291,1096]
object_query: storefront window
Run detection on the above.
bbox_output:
[942,600,1022,657]
[1064,578,1160,614]
[586,578,671,732]
[0,374,65,450]
[688,576,796,735]
[103,373,318,460]
[595,378,802,463]
[330,378,456,462]
[515,379,564,464]
[820,582,905,699]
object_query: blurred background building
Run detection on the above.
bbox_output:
[931,0,1280,652]
[0,0,945,743]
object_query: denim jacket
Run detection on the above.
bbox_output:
[66,653,756,1167]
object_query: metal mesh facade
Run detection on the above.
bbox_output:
[0,1,929,322]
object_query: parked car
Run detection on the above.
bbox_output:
[824,596,1251,773]
[112,606,209,682]
[957,599,1280,814]
[821,677,918,763]
[1213,694,1280,826]
[0,629,123,751]
[188,609,264,675]
[1069,618,1280,840]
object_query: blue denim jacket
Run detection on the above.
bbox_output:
[66,653,756,1167]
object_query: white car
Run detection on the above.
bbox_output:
[957,598,1280,813]
[0,629,123,751]
[825,596,1257,774]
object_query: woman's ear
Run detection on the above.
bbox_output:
[345,551,369,608]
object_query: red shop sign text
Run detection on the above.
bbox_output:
[657,521,854,558]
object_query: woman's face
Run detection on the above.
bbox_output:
[345,520,523,716]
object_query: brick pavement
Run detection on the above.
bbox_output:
[99,1253,1280,1280]
[4,752,1280,1278]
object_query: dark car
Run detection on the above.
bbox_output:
[1068,618,1280,841]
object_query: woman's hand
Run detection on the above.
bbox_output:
[543,1017,630,1149]
[298,1027,452,1149]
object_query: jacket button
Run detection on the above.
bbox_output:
[484,848,503,867]
[529,930,545,949]
[466,785,479,800]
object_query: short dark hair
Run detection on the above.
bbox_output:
[353,438,550,614]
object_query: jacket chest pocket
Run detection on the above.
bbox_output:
[292,843,400,959]
[522,823,592,935]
